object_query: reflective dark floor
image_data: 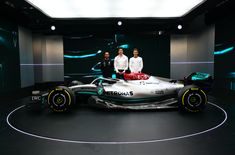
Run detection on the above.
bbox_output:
[0,96,235,155]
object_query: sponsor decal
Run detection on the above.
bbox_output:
[154,90,164,95]
[139,81,145,85]
[145,82,160,84]
[32,96,41,101]
[105,91,134,96]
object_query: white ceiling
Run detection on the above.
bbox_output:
[26,0,206,18]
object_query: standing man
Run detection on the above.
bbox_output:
[129,48,143,73]
[114,48,128,79]
[100,51,114,78]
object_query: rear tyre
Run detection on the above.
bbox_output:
[47,86,75,112]
[178,85,207,112]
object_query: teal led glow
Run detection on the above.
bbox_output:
[91,62,101,72]
[64,50,102,59]
[227,72,235,90]
[230,82,235,91]
[191,72,210,81]
[0,36,5,43]
[118,44,129,49]
[64,53,96,58]
[214,47,234,55]
[112,74,116,79]
[228,72,235,78]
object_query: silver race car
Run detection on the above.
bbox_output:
[31,72,212,113]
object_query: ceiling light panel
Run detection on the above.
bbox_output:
[26,0,206,18]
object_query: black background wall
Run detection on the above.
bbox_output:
[64,34,170,79]
[214,15,235,92]
[0,20,20,93]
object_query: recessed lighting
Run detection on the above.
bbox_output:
[177,25,183,30]
[51,25,56,31]
[25,0,206,18]
[117,21,122,26]
[158,31,163,35]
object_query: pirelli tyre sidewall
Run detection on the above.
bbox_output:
[47,86,75,112]
[178,85,207,112]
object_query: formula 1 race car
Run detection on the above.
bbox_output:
[31,72,212,113]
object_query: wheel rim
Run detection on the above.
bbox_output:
[187,93,202,107]
[181,87,207,112]
[52,93,66,107]
[48,88,72,112]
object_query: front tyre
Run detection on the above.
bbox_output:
[47,86,75,112]
[178,85,207,112]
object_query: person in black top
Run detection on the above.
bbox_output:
[100,51,114,78]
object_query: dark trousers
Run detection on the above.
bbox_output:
[116,69,124,79]
[103,73,112,78]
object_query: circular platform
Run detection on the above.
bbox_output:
[7,102,227,144]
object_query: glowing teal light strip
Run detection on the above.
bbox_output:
[214,47,234,55]
[64,50,102,59]
[118,44,129,49]
[64,53,97,58]
[91,62,101,72]
[228,72,235,78]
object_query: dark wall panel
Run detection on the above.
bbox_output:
[214,15,235,92]
[0,20,20,93]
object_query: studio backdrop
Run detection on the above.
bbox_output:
[64,34,170,81]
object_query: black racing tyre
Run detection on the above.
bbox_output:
[178,85,207,112]
[47,86,75,112]
[68,80,83,86]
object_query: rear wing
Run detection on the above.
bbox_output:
[185,72,212,81]
[184,72,213,93]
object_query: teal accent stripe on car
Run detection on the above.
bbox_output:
[76,92,97,95]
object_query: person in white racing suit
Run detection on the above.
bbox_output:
[114,48,128,79]
[129,48,143,73]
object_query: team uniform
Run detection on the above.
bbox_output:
[129,56,143,73]
[114,54,128,79]
[100,58,114,78]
